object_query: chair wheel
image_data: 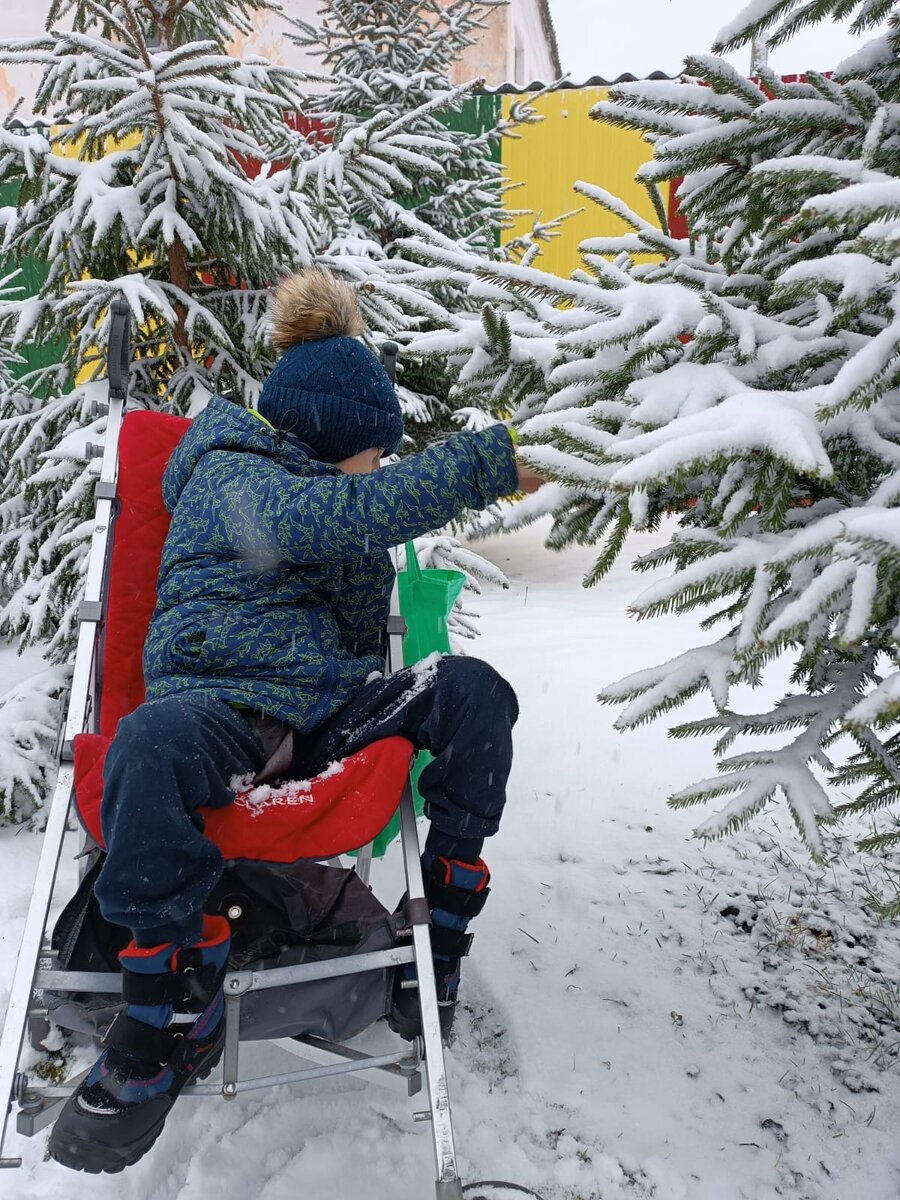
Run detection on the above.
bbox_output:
[462,1184,546,1200]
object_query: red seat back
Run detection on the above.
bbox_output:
[97,411,188,736]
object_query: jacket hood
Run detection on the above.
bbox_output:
[162,396,337,511]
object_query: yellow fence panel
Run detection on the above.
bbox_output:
[501,88,657,279]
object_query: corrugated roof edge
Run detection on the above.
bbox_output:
[480,71,678,93]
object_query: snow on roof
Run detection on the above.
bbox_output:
[481,71,679,93]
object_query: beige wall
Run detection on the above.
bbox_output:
[450,0,557,86]
[236,0,558,85]
[228,1,314,69]
[449,3,509,86]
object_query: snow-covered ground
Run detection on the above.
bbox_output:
[1,521,899,1199]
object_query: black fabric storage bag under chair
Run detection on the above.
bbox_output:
[46,854,400,1045]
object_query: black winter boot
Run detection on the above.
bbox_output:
[389,856,490,1042]
[48,915,230,1174]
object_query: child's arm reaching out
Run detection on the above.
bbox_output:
[219,425,521,564]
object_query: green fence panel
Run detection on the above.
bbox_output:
[0,177,68,383]
[442,94,503,163]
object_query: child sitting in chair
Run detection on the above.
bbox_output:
[49,269,543,1174]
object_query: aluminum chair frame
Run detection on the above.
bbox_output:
[0,301,467,1199]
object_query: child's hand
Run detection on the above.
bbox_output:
[516,461,546,494]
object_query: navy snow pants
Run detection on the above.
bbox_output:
[94,656,518,945]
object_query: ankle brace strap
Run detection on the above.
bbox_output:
[104,1013,200,1067]
[121,957,223,1008]
[430,925,474,959]
[425,862,491,919]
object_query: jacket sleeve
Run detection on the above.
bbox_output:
[218,424,518,564]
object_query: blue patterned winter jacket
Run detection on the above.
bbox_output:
[142,396,518,731]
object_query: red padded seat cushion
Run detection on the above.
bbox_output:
[73,731,413,860]
[73,410,411,860]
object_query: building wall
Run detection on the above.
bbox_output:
[509,0,558,84]
[235,0,557,88]
[1,0,324,121]
[227,0,319,71]
[238,0,557,88]
[449,0,557,86]
[1,0,557,121]
[449,3,510,86]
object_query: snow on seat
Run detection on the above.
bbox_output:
[72,410,412,861]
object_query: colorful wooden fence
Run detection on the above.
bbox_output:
[2,87,677,382]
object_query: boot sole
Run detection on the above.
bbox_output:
[387,1000,456,1044]
[48,1038,224,1174]
[386,1006,421,1042]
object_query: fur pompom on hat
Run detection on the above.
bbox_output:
[268,269,364,353]
[257,269,403,463]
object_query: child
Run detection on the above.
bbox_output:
[49,269,541,1174]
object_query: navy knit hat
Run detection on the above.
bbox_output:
[257,271,403,463]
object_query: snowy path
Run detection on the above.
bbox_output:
[0,523,899,1199]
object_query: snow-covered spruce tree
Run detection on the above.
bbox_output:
[0,267,28,612]
[701,0,900,878]
[0,269,70,824]
[0,0,309,661]
[0,0,314,822]
[0,661,70,825]
[291,0,507,255]
[0,0,490,661]
[398,6,900,860]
